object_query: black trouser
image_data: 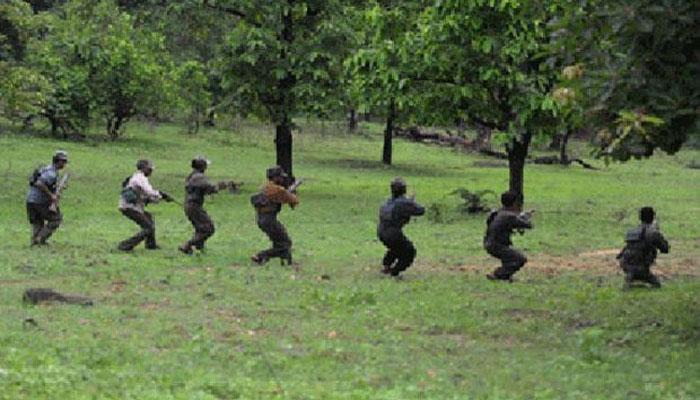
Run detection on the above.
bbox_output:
[621,262,661,288]
[256,213,292,263]
[26,203,62,245]
[378,228,416,276]
[485,242,527,279]
[182,203,215,250]
[119,209,156,250]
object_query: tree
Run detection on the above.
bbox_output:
[174,61,211,134]
[0,1,49,124]
[346,1,423,165]
[216,0,350,176]
[555,0,700,161]
[415,1,562,205]
[29,0,175,139]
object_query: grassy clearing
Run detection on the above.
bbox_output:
[0,122,698,399]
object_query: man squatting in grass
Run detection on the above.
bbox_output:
[377,177,425,277]
[26,150,68,246]
[118,159,174,251]
[484,191,533,282]
[178,156,229,255]
[251,166,299,265]
[617,206,670,289]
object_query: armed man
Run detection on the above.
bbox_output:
[250,166,299,266]
[483,191,533,282]
[178,156,229,255]
[377,177,425,278]
[117,159,174,251]
[26,150,69,246]
[617,206,669,289]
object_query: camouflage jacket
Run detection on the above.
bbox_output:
[256,181,299,215]
[185,171,218,206]
[484,208,532,247]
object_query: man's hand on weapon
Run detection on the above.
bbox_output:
[159,191,177,203]
[288,178,304,194]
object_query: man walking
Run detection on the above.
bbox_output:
[178,156,227,254]
[251,166,299,265]
[118,159,173,251]
[26,150,68,246]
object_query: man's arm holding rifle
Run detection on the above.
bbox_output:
[48,174,69,212]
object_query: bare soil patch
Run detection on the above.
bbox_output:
[435,249,699,278]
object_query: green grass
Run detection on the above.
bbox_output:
[0,122,698,399]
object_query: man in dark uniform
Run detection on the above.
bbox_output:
[178,156,228,254]
[251,166,299,265]
[377,177,425,277]
[26,150,68,246]
[484,191,533,282]
[617,207,669,289]
[118,159,173,251]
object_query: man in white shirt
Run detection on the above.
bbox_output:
[117,159,173,251]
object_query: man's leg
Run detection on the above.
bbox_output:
[256,219,292,264]
[143,212,157,249]
[391,235,416,276]
[488,245,526,281]
[35,207,62,244]
[27,203,44,245]
[118,209,154,250]
[181,206,214,253]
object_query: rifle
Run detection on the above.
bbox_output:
[517,209,535,234]
[159,191,182,206]
[48,173,69,212]
[288,178,304,193]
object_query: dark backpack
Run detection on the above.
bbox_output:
[120,175,138,204]
[28,165,46,186]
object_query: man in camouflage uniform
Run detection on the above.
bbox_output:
[484,191,533,282]
[117,159,173,251]
[251,166,299,265]
[26,150,68,246]
[178,156,228,255]
[617,207,669,289]
[377,177,425,277]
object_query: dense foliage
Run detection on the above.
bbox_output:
[0,0,697,192]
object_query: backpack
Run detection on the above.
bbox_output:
[250,192,270,209]
[120,175,138,204]
[28,165,46,186]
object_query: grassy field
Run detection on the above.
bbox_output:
[0,122,698,399]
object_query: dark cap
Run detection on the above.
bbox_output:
[390,177,407,195]
[136,159,154,171]
[53,150,69,162]
[191,156,211,170]
[266,166,287,180]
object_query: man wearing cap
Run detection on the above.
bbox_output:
[178,156,228,254]
[118,159,173,251]
[617,206,669,289]
[251,166,299,265]
[377,177,425,277]
[26,150,68,246]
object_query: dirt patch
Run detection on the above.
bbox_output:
[431,249,699,277]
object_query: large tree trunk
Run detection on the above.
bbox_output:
[273,1,295,177]
[382,99,396,165]
[507,132,532,209]
[275,121,293,177]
